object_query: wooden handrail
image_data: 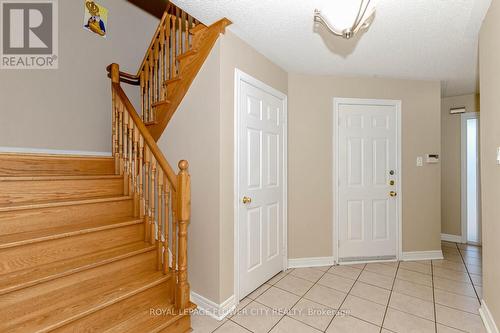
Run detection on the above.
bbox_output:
[112,80,177,191]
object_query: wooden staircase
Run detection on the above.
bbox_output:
[108,3,231,141]
[0,154,194,332]
[0,2,230,332]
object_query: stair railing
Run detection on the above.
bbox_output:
[110,63,191,310]
[108,3,203,125]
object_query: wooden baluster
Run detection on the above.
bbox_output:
[140,71,145,122]
[139,136,145,220]
[188,16,194,49]
[154,39,159,106]
[133,126,139,217]
[166,15,171,82]
[149,55,155,121]
[159,21,165,99]
[171,15,177,78]
[172,188,177,272]
[163,175,170,274]
[144,60,150,122]
[150,159,157,245]
[144,147,151,242]
[176,160,191,310]
[157,172,163,271]
[181,11,187,53]
[127,116,133,196]
[123,111,130,195]
[118,98,124,176]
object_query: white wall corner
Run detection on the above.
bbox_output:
[480,300,500,333]
[190,292,237,321]
[401,250,443,261]
[287,257,335,269]
[441,233,465,243]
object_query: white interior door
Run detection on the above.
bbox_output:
[337,99,400,262]
[237,73,286,299]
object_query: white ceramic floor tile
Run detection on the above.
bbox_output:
[383,308,435,333]
[267,271,288,285]
[392,278,434,301]
[328,265,362,280]
[358,270,395,290]
[232,301,283,333]
[317,272,355,293]
[434,289,480,314]
[350,281,391,306]
[304,284,347,309]
[433,267,471,283]
[289,267,324,282]
[214,321,251,333]
[398,261,432,275]
[364,263,398,277]
[327,314,380,333]
[191,313,226,333]
[247,283,272,300]
[435,304,487,333]
[289,298,336,331]
[255,286,300,311]
[396,268,433,287]
[270,316,322,333]
[341,295,386,326]
[275,274,315,296]
[389,291,435,321]
[433,276,476,297]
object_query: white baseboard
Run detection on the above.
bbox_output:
[480,300,500,333]
[288,256,335,269]
[190,292,236,321]
[0,146,112,157]
[441,233,464,243]
[401,250,443,261]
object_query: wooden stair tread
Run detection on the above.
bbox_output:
[0,174,120,181]
[189,24,207,35]
[151,99,171,108]
[0,216,142,249]
[0,251,171,333]
[176,49,198,61]
[0,241,155,295]
[55,282,195,333]
[0,194,132,212]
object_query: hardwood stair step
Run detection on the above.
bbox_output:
[0,195,134,235]
[0,174,124,205]
[0,241,155,295]
[189,24,207,35]
[53,281,195,333]
[0,219,144,275]
[0,216,142,249]
[177,49,198,61]
[152,99,171,108]
[0,153,115,176]
[0,251,171,333]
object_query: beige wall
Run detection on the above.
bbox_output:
[219,31,289,302]
[288,74,442,259]
[0,0,158,152]
[479,0,500,325]
[441,94,479,236]
[158,41,222,302]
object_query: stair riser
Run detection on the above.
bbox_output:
[0,198,133,235]
[0,223,144,275]
[0,178,124,204]
[0,154,115,176]
[52,279,175,332]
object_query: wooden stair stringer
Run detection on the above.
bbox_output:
[148,18,232,141]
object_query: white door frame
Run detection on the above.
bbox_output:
[234,69,288,302]
[460,112,481,244]
[333,98,403,264]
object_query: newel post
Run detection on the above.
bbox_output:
[176,160,191,310]
[110,63,120,174]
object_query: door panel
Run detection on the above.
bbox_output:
[239,79,285,299]
[338,102,399,261]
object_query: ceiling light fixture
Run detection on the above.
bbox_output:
[314,0,376,39]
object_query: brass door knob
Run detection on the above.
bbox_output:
[389,191,397,197]
[242,196,252,204]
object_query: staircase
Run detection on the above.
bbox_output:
[0,2,230,332]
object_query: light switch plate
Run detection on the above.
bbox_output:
[416,156,423,167]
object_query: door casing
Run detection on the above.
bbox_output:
[333,98,403,264]
[234,69,288,302]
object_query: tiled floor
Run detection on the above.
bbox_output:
[192,242,484,333]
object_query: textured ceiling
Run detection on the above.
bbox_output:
[172,0,491,97]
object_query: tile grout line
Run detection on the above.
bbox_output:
[378,261,399,333]
[264,267,333,333]
[323,263,367,332]
[455,244,482,303]
[431,254,438,333]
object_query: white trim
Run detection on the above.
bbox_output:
[0,146,112,157]
[333,98,403,263]
[461,112,481,244]
[190,292,237,321]
[288,257,335,269]
[441,233,464,243]
[401,250,443,261]
[234,69,288,303]
[480,300,500,333]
